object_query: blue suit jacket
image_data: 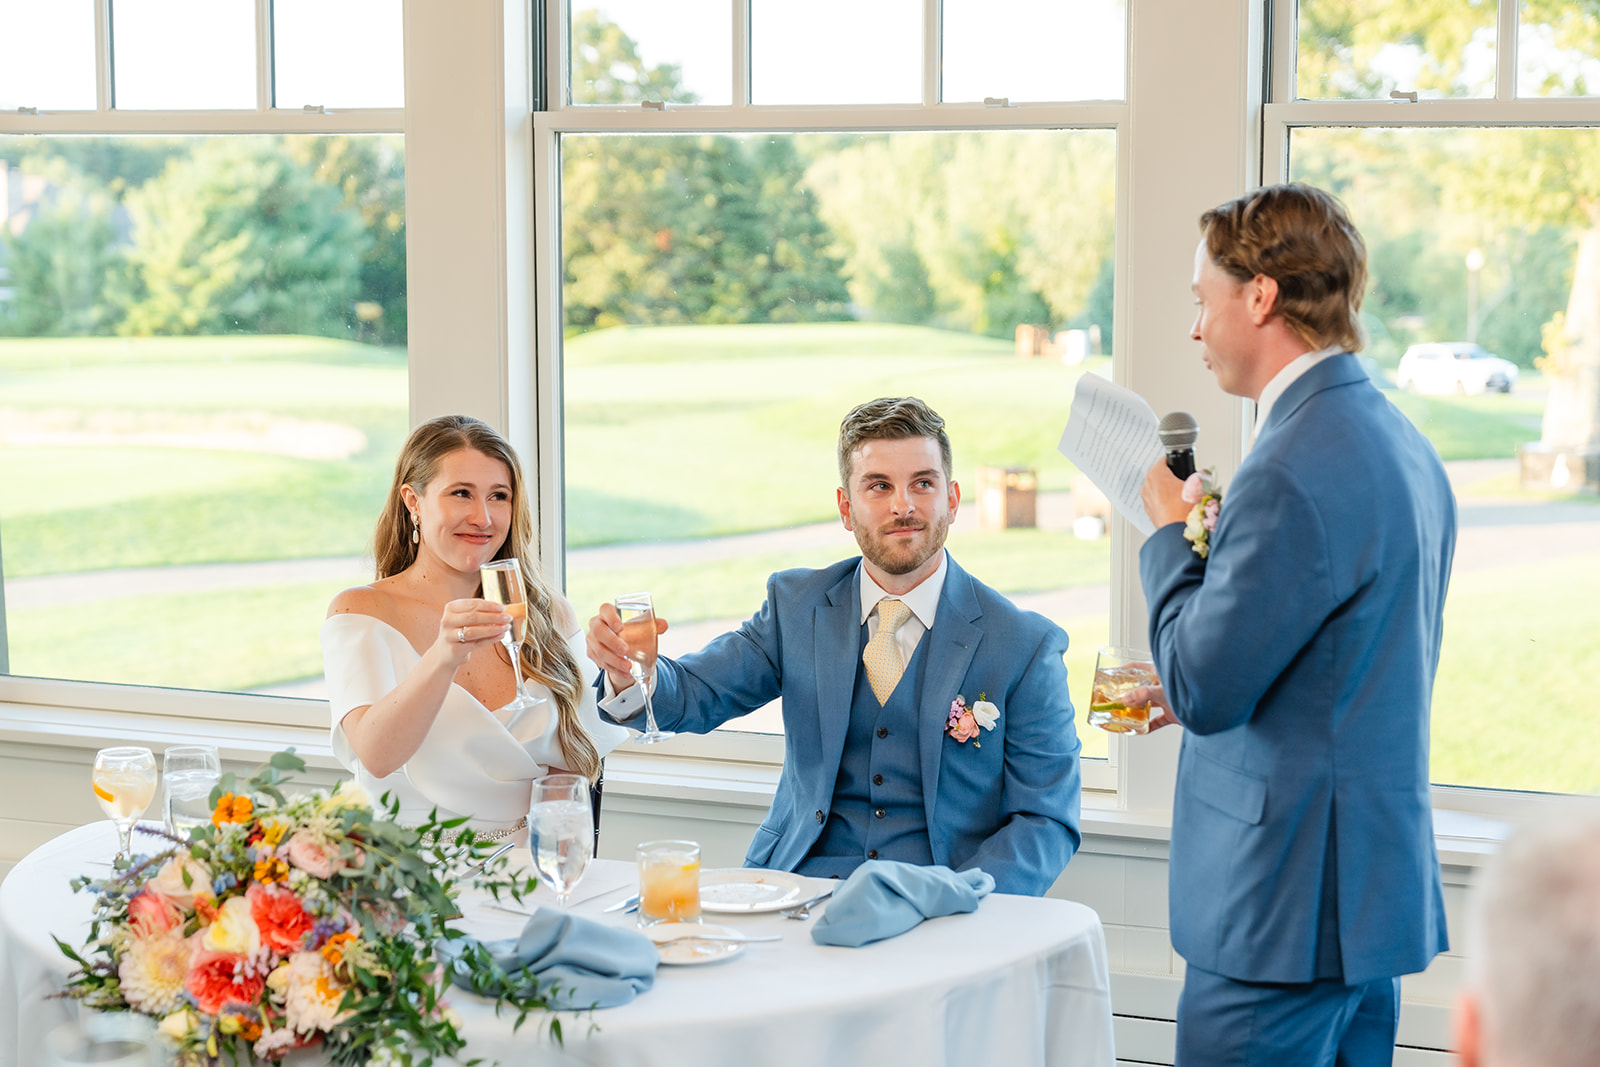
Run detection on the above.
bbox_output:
[621,554,1082,896]
[1140,354,1455,986]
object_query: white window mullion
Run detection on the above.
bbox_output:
[96,0,114,111]
[923,0,939,106]
[733,0,749,108]
[256,0,273,110]
[0,109,404,136]
[1269,0,1296,104]
[1497,0,1518,101]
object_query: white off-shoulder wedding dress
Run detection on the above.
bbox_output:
[320,613,627,840]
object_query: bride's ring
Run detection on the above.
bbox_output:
[457,627,466,643]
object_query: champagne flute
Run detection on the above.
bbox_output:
[481,558,541,713]
[92,747,158,862]
[528,773,593,908]
[615,591,674,744]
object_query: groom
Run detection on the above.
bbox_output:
[589,397,1081,896]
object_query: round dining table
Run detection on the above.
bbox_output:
[2,821,1115,1066]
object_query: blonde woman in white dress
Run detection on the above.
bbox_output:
[320,415,625,843]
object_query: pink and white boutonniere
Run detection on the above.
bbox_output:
[948,693,1000,747]
[1181,467,1224,559]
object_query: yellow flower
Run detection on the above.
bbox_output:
[202,895,261,955]
[158,1009,196,1041]
[320,786,369,813]
[253,856,291,884]
[258,817,290,848]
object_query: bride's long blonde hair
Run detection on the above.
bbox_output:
[373,415,600,782]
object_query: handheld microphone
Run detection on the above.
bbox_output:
[1158,412,1198,480]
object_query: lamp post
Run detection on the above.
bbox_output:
[1465,246,1485,343]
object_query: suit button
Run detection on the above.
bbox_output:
[867,849,879,859]
[876,727,888,738]
[873,774,884,786]
[874,808,886,819]
[815,809,825,824]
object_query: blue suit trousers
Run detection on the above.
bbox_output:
[1176,965,1401,1067]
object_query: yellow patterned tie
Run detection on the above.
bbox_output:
[863,598,913,705]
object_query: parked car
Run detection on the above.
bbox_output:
[1397,342,1519,395]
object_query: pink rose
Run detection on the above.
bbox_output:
[1181,472,1205,504]
[128,890,182,937]
[950,710,980,743]
[286,832,336,879]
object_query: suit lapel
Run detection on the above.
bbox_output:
[813,567,860,797]
[918,558,982,845]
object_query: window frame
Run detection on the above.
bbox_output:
[0,0,403,735]
[1266,0,1600,817]
[534,0,1131,792]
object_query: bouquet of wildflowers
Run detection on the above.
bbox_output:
[56,750,555,1066]
[1181,468,1224,559]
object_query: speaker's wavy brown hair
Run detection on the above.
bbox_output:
[373,415,600,782]
[1200,183,1368,353]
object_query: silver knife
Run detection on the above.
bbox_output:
[603,893,641,914]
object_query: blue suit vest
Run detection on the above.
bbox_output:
[798,623,934,878]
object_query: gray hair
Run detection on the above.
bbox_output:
[1467,806,1600,1067]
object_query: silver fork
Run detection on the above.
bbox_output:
[780,887,834,920]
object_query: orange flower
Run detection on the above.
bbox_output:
[247,883,314,955]
[221,1013,263,1042]
[194,896,219,924]
[184,950,264,1016]
[253,856,290,885]
[319,931,356,967]
[212,793,254,827]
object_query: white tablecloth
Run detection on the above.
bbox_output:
[2,822,1115,1066]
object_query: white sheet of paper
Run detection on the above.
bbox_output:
[1056,372,1165,537]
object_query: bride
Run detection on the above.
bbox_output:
[320,415,625,842]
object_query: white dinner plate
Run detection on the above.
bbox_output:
[696,868,809,913]
[645,923,747,966]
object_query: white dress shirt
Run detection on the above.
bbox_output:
[1253,344,1343,437]
[859,549,948,663]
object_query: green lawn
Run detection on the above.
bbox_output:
[1,325,1592,794]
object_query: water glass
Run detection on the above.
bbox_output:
[163,744,222,836]
[529,773,593,907]
[636,839,701,926]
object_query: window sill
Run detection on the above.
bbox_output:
[0,701,1524,868]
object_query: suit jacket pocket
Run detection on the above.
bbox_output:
[745,823,782,866]
[1186,747,1266,826]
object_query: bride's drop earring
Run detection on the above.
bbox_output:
[411,513,420,544]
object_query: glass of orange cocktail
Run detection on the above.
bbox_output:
[636,839,701,926]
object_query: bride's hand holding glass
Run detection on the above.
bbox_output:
[435,598,511,666]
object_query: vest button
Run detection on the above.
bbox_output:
[874,808,886,819]
[867,849,879,859]
[815,809,825,824]
[873,774,884,786]
[876,727,888,739]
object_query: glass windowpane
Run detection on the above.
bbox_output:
[274,0,403,109]
[942,0,1126,103]
[112,0,255,110]
[1296,0,1496,99]
[752,0,921,105]
[569,1,730,105]
[1291,126,1600,792]
[558,128,1114,759]
[0,1,97,111]
[0,134,408,698]
[1519,2,1600,97]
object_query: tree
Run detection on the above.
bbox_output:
[115,138,369,337]
[562,17,849,331]
[0,161,121,336]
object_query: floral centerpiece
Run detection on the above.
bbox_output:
[56,750,558,1065]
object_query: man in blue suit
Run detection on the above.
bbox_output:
[1138,185,1456,1064]
[589,397,1081,896]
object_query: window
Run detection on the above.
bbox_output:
[0,2,404,724]
[1273,0,1600,796]
[544,3,1127,780]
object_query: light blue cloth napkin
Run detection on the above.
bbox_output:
[810,860,996,948]
[444,908,660,1009]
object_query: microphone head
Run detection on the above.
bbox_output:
[1158,411,1199,450]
